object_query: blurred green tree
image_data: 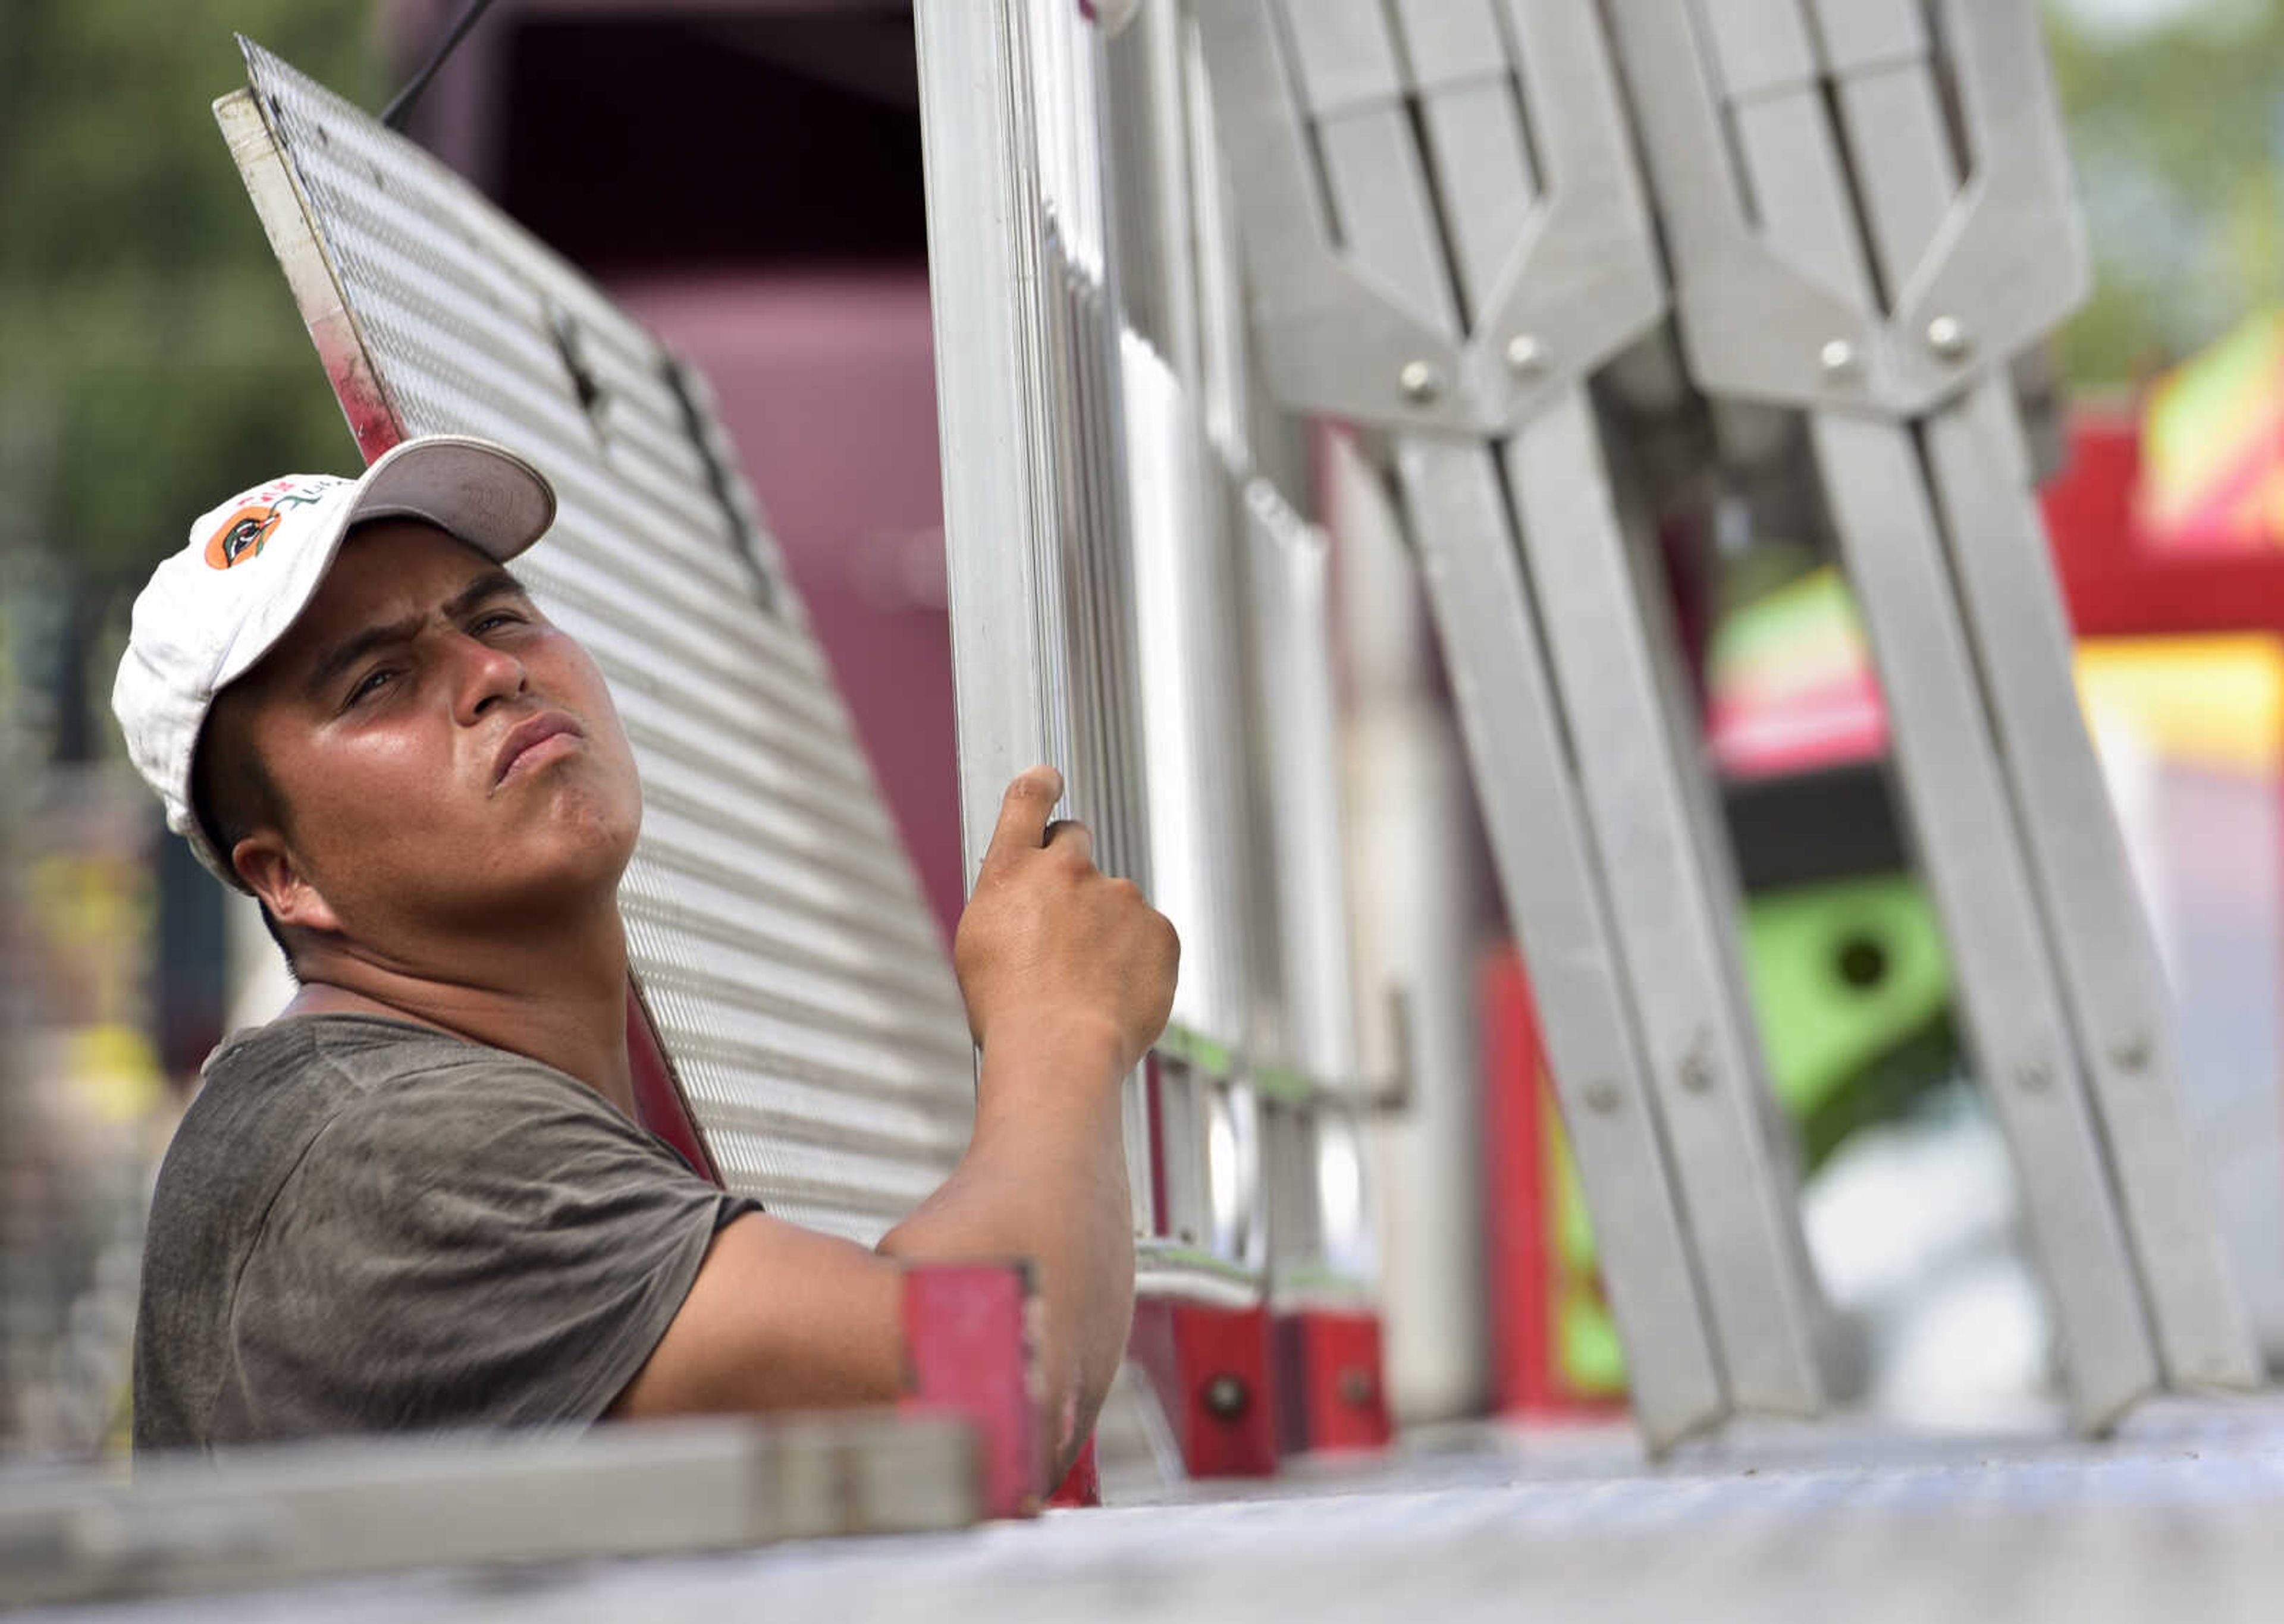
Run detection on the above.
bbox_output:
[2047,0,2284,390]
[0,0,380,759]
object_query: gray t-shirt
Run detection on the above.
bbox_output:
[133,1013,755,1453]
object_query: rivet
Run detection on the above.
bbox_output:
[1927,316,1972,361]
[1202,1372,1250,1420]
[1504,334,1548,379]
[1820,339,1859,378]
[2016,1061,2051,1094]
[1584,1079,1622,1116]
[1338,1367,1377,1408]
[1680,1054,1715,1094]
[2112,1035,2151,1073]
[1399,359,1444,405]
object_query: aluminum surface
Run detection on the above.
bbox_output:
[1239,483,1358,1092]
[919,0,1378,1306]
[1196,0,1843,1438]
[1604,0,2089,416]
[1601,0,2179,1428]
[5,1416,978,1609]
[1394,0,1821,1416]
[1821,10,2257,1389]
[223,46,972,1243]
[1295,0,1723,1449]
[1123,334,1252,1056]
[1188,0,1664,436]
[919,0,1237,1255]
[40,1403,2284,1623]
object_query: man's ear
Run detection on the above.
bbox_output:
[234,831,343,937]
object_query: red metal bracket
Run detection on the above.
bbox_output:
[1126,1297,1278,1477]
[901,1261,1043,1518]
[1047,1436,1101,1506]
[1271,1308,1391,1455]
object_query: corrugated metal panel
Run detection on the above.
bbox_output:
[222,41,972,1242]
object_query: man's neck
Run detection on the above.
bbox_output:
[280,909,639,1119]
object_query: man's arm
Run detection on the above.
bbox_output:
[608,767,1176,1478]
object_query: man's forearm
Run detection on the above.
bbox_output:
[876,1017,1137,1479]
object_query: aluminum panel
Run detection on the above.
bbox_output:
[920,1,1378,1306]
[1124,335,1252,1053]
[918,0,1171,1243]
[225,45,972,1243]
[1241,483,1359,1088]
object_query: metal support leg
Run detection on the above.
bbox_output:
[1197,0,1837,1438]
[1596,0,2245,1430]
[1818,0,2260,1391]
[1265,2,1725,1452]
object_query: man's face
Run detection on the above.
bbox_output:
[225,519,642,947]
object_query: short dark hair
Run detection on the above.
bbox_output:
[188,696,299,976]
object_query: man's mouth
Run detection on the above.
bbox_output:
[493,712,585,786]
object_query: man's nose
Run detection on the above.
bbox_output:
[453,633,529,723]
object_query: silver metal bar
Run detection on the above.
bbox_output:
[1819,4,2258,1388]
[915,0,1160,1240]
[4,1418,977,1609]
[1288,0,1721,1447]
[1504,397,1824,1415]
[1605,0,2166,1431]
[1190,0,1662,436]
[1395,0,1821,1418]
[1124,333,1252,1057]
[1809,407,2161,1426]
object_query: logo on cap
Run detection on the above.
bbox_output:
[205,504,283,570]
[200,482,337,571]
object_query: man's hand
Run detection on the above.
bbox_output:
[953,766,1179,1078]
[613,765,1168,1484]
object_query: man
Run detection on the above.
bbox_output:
[115,434,1175,1474]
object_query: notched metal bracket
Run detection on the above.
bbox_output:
[1607,0,2090,419]
[1191,0,1665,437]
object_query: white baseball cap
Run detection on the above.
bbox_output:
[113,434,559,888]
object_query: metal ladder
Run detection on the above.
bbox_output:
[914,0,1377,1390]
[1194,0,1823,1449]
[1602,0,2260,1423]
[1190,0,2258,1441]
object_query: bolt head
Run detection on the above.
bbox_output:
[1820,339,1859,378]
[1201,1372,1250,1421]
[1399,359,1444,405]
[2016,1061,2051,1094]
[2111,1035,2152,1073]
[1679,1056,1714,1094]
[1583,1079,1623,1116]
[1928,316,1972,361]
[1504,334,1548,379]
[1337,1367,1378,1408]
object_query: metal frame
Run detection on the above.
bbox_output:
[917,0,1276,1416]
[919,2,1405,1474]
[1196,0,1836,1447]
[1601,0,2259,1421]
[8,1416,978,1608]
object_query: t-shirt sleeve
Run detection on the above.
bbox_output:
[219,1064,754,1438]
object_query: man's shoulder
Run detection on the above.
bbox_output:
[161,1016,593,1203]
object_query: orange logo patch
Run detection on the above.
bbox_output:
[204,504,283,570]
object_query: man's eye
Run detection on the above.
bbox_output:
[347,668,394,705]
[472,611,523,634]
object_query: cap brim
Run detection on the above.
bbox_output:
[341,435,557,564]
